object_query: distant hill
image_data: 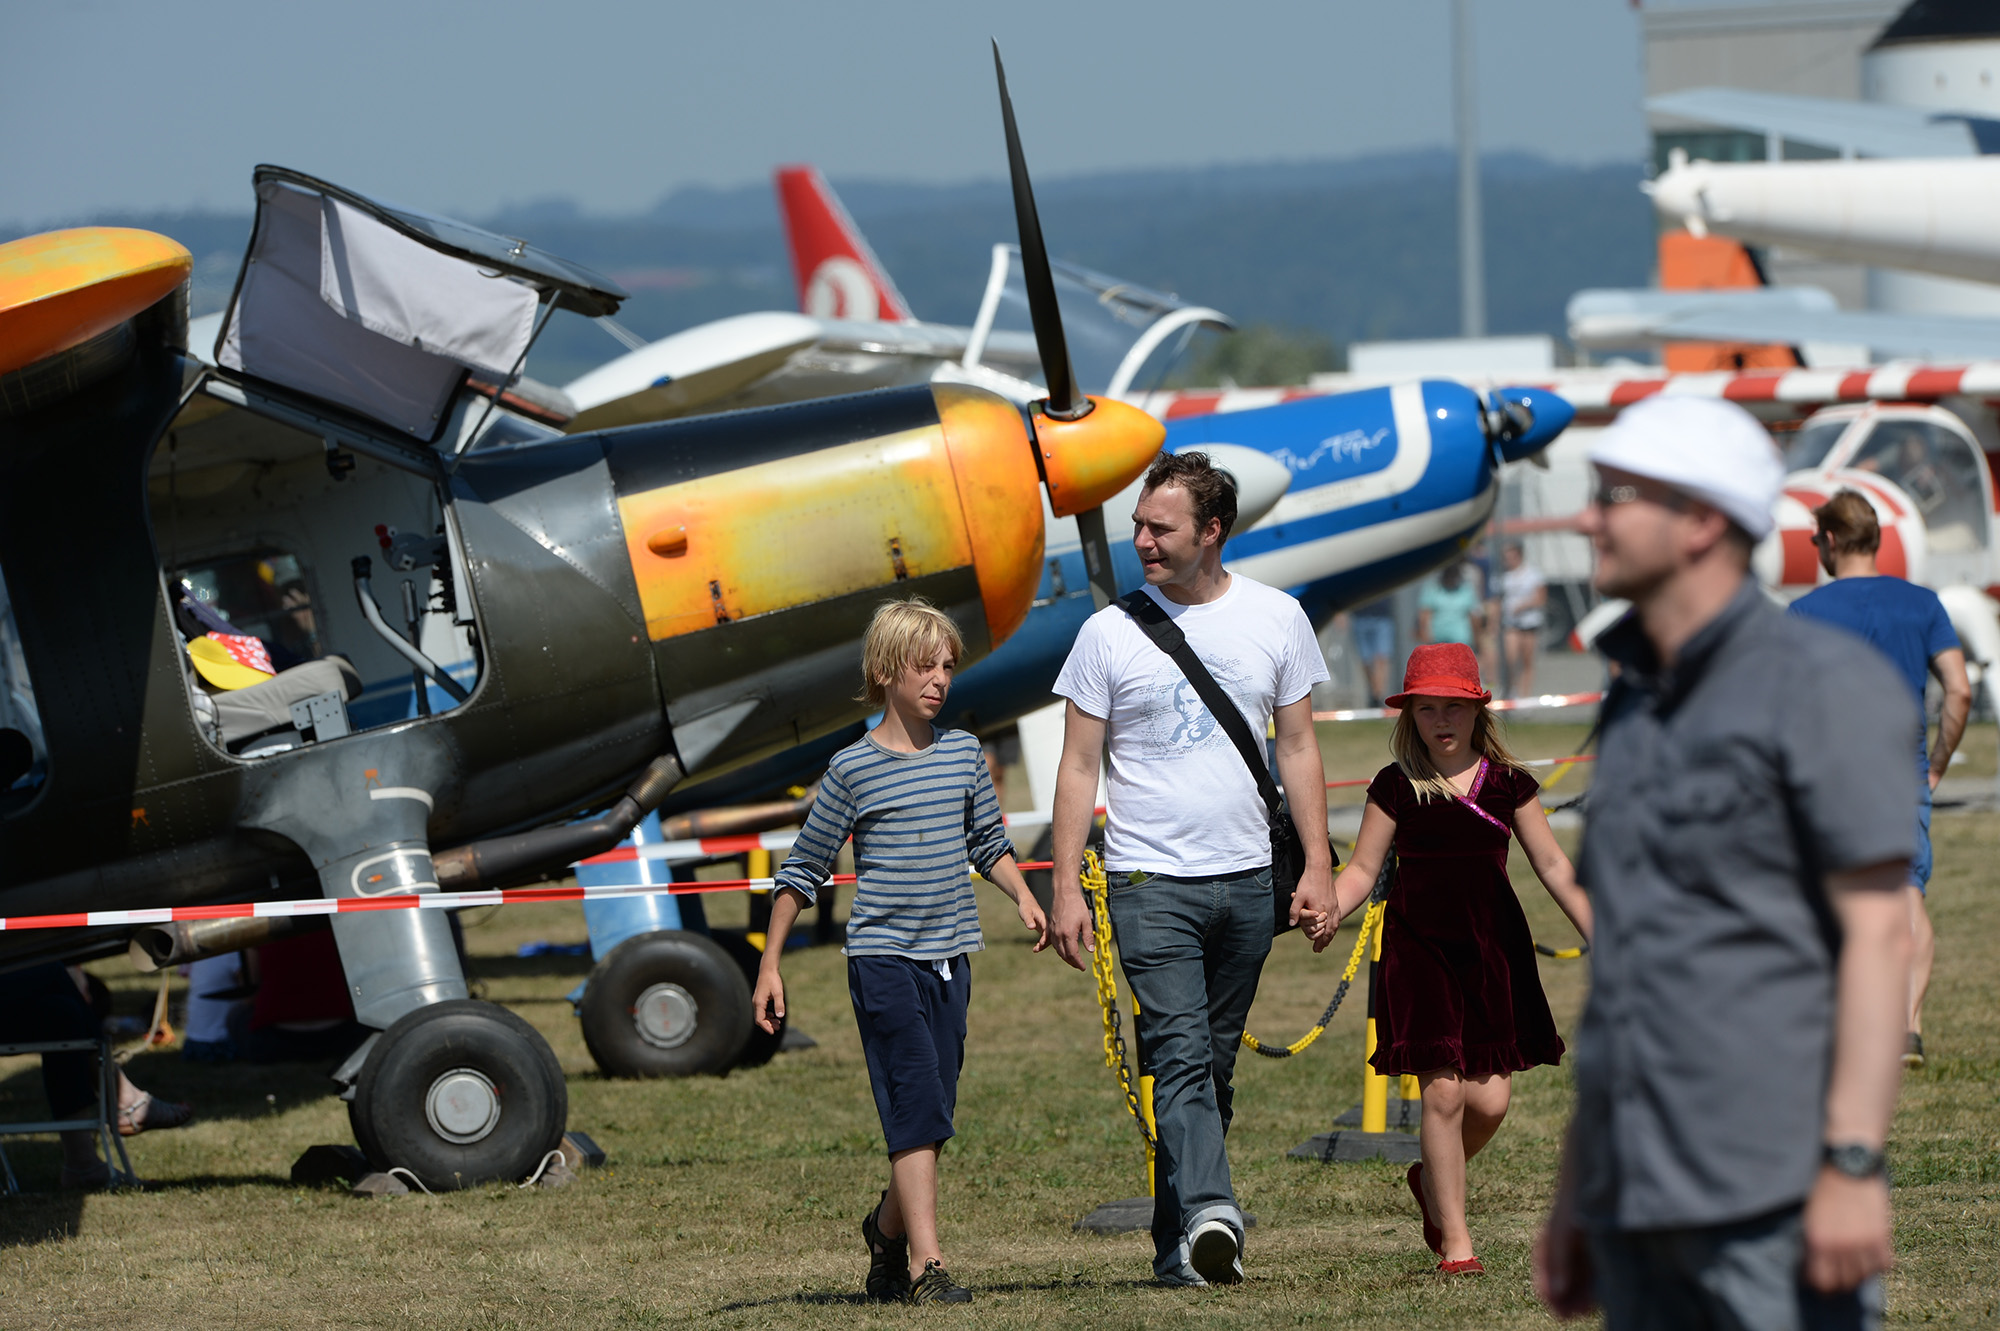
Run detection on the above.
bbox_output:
[5,152,1653,386]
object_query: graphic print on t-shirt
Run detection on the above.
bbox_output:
[1136,658,1252,757]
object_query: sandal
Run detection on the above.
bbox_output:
[1438,1256,1485,1275]
[118,1090,193,1137]
[1408,1162,1443,1255]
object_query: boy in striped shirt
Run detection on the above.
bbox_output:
[752,598,1048,1305]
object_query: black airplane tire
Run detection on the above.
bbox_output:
[348,999,567,1191]
[710,930,785,1069]
[578,930,752,1078]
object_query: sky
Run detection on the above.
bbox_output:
[3,0,1647,225]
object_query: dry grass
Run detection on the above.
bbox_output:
[0,722,1991,1328]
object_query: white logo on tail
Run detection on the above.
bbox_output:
[805,256,878,320]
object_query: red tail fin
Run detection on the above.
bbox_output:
[773,165,914,323]
[1658,229,1800,373]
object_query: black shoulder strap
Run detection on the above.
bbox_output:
[1118,590,1286,823]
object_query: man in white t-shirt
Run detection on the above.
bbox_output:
[1048,452,1334,1287]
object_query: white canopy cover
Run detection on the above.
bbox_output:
[220,180,538,439]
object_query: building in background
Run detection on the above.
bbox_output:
[1645,1,1902,308]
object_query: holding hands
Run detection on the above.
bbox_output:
[1298,906,1343,950]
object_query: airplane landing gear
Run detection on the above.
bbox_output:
[579,931,755,1077]
[349,1000,567,1191]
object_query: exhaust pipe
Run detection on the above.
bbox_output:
[128,912,330,973]
[658,780,820,842]
[432,753,684,892]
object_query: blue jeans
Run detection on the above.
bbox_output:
[1106,865,1274,1281]
[1590,1207,1883,1331]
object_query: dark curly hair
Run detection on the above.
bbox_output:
[1142,450,1238,543]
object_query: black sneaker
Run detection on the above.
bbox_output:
[861,1194,910,1303]
[1904,1032,1926,1070]
[905,1259,972,1305]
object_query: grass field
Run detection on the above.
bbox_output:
[0,721,1993,1328]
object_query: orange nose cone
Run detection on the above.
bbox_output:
[0,228,192,376]
[1034,396,1166,518]
[934,384,1046,650]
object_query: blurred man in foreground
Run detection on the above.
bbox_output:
[1536,397,1913,1330]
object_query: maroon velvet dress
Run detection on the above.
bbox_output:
[1364,758,1565,1078]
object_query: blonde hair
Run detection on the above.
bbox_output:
[1390,700,1526,803]
[858,597,964,705]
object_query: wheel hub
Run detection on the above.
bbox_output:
[425,1067,501,1144]
[633,982,699,1049]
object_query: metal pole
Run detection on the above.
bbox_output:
[1453,0,1486,339]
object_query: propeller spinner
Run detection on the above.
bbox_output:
[992,42,1164,609]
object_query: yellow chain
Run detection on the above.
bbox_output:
[1082,850,1155,1146]
[1239,898,1383,1056]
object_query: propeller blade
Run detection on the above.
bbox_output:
[992,41,1087,421]
[1075,507,1119,611]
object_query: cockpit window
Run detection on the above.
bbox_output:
[966,246,1223,397]
[174,550,322,670]
[150,390,483,759]
[1782,418,1848,473]
[1850,419,1989,555]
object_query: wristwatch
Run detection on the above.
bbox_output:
[1822,1143,1887,1179]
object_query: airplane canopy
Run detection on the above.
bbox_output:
[254,167,627,318]
[216,167,626,440]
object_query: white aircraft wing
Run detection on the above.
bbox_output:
[559,313,1034,431]
[565,312,825,431]
[1646,306,2000,363]
[1567,287,1839,350]
[1647,87,1989,159]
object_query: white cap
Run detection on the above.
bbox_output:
[1587,395,1784,540]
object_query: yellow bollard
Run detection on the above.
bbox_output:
[1139,1074,1157,1196]
[1360,907,1390,1133]
[746,847,772,951]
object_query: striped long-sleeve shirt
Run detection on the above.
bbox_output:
[772,727,1010,960]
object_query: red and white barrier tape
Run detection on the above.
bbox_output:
[0,863,1064,933]
[1312,690,1602,723]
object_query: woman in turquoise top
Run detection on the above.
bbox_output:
[1417,562,1484,647]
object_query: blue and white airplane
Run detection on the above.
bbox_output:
[946,377,1571,737]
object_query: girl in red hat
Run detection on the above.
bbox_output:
[1305,642,1591,1274]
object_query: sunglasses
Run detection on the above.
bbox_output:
[1591,480,1690,512]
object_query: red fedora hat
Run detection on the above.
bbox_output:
[1385,642,1492,710]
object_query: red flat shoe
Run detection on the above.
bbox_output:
[1438,1257,1485,1275]
[1407,1162,1442,1255]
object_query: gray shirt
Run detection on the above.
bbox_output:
[1573,581,1915,1231]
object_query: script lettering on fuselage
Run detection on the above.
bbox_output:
[1269,427,1390,476]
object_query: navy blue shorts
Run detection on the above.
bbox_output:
[1913,780,1933,893]
[848,954,970,1156]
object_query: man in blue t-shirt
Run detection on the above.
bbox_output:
[1789,489,1971,1069]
